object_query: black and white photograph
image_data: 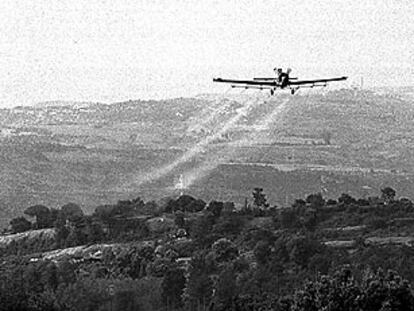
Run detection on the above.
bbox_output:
[0,1,413,310]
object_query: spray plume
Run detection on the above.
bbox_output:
[127,95,265,188]
[177,96,292,190]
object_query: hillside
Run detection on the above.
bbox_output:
[1,88,413,228]
[1,189,413,311]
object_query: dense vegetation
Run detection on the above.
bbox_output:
[1,186,414,310]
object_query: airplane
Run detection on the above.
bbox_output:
[213,68,347,95]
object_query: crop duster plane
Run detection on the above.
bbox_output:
[213,68,347,95]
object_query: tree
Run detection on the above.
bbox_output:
[174,195,197,211]
[213,214,246,238]
[41,262,59,291]
[302,210,318,232]
[288,268,361,311]
[252,188,269,209]
[206,201,224,218]
[381,187,396,205]
[338,193,357,205]
[326,199,338,206]
[280,209,300,229]
[54,277,105,311]
[61,203,84,220]
[187,199,207,212]
[24,205,52,229]
[0,261,31,311]
[165,195,206,213]
[161,267,186,309]
[84,218,105,243]
[9,217,32,233]
[240,227,275,249]
[57,257,76,284]
[53,213,70,248]
[211,238,239,263]
[213,265,237,310]
[286,236,324,268]
[65,227,84,247]
[222,202,235,215]
[285,268,414,311]
[254,241,272,265]
[398,198,413,210]
[147,257,173,277]
[190,213,216,246]
[292,199,306,209]
[174,211,185,228]
[306,193,325,209]
[357,198,370,206]
[184,255,214,310]
[308,252,332,275]
[114,289,140,311]
[143,200,160,215]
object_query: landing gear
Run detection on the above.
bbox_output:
[270,89,274,96]
[290,87,299,95]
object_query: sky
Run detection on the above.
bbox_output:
[0,0,413,107]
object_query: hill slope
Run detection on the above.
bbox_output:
[0,89,413,227]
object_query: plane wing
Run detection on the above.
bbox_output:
[253,77,298,81]
[213,78,278,86]
[289,76,348,85]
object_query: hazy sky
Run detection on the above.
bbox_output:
[0,0,413,106]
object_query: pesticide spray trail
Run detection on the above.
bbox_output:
[127,95,265,188]
[177,96,293,190]
[187,90,235,132]
[238,95,291,144]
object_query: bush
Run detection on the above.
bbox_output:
[9,217,32,233]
